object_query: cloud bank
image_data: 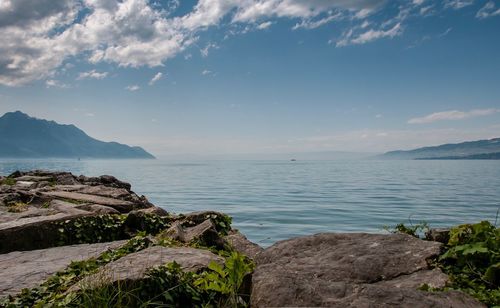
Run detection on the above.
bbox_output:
[0,0,491,87]
[408,108,500,124]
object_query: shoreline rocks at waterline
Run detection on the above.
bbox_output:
[0,170,484,307]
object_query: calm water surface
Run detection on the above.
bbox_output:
[1,159,499,247]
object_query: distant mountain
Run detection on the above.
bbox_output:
[0,111,155,159]
[379,138,500,160]
[416,152,500,160]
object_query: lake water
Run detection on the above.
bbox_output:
[1,159,499,247]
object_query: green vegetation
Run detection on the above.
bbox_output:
[6,202,28,213]
[69,252,254,308]
[55,213,172,246]
[55,215,128,245]
[1,237,254,307]
[384,221,429,238]
[0,211,254,307]
[0,177,16,186]
[387,220,500,306]
[0,235,153,307]
[438,221,500,306]
[179,213,233,236]
[195,251,254,307]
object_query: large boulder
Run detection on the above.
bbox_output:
[72,246,224,291]
[251,233,483,307]
[0,240,126,297]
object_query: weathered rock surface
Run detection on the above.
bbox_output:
[41,191,135,212]
[224,230,263,259]
[0,170,164,253]
[73,246,224,290]
[251,233,483,307]
[0,240,126,297]
[159,217,227,249]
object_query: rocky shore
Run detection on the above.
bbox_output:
[0,171,489,307]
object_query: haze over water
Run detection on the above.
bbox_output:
[1,159,499,247]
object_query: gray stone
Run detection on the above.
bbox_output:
[77,175,131,191]
[76,185,131,200]
[14,176,54,182]
[224,230,263,260]
[159,219,224,248]
[251,233,483,307]
[73,246,224,291]
[41,191,134,212]
[0,240,126,297]
[75,204,121,214]
[137,206,169,216]
[0,200,95,253]
[178,211,226,227]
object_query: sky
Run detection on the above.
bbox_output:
[0,0,499,157]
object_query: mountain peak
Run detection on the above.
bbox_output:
[0,111,155,159]
[1,111,32,120]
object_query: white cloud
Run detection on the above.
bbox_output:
[438,27,453,37]
[77,69,108,80]
[232,0,384,23]
[445,0,474,10]
[85,112,95,117]
[476,1,500,19]
[257,21,273,30]
[0,0,470,87]
[408,108,500,124]
[201,69,212,75]
[419,5,434,15]
[149,72,163,85]
[45,79,70,88]
[337,23,402,47]
[125,84,140,91]
[292,13,341,30]
[200,42,218,58]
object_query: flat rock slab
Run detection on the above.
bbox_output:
[42,191,134,212]
[251,233,483,307]
[0,240,126,297]
[75,246,224,290]
[0,200,95,253]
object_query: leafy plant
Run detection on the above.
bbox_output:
[55,215,128,245]
[438,221,500,306]
[195,251,254,307]
[0,177,16,186]
[384,221,429,238]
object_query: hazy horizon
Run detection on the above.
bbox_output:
[1,0,499,156]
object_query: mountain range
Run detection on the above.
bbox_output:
[0,111,154,159]
[379,138,500,160]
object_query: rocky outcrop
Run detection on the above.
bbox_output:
[0,240,127,297]
[0,171,488,307]
[251,233,483,307]
[0,170,163,253]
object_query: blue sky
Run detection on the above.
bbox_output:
[0,0,499,156]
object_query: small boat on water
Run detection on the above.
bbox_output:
[290,159,296,161]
